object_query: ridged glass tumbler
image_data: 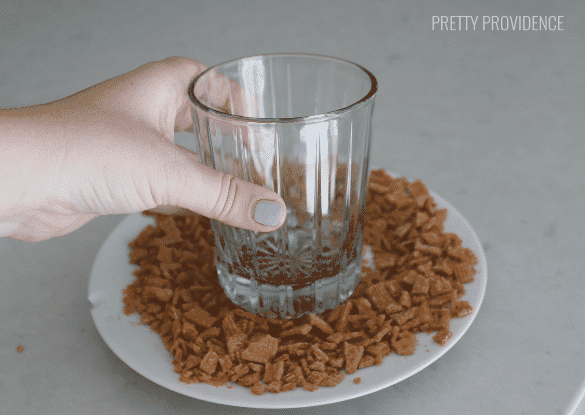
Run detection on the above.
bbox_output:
[188,54,377,318]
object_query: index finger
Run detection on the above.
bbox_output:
[192,69,258,118]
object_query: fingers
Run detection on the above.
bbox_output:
[54,55,257,141]
[226,79,258,117]
[151,144,286,232]
[88,56,258,138]
[59,56,207,141]
[147,145,201,215]
[193,70,258,117]
[133,57,257,136]
[157,57,209,134]
[205,171,286,231]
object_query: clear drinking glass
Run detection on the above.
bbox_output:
[188,53,377,318]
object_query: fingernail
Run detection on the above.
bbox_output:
[254,200,282,227]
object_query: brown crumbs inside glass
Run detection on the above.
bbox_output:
[123,169,478,395]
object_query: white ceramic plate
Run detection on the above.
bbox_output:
[88,181,488,409]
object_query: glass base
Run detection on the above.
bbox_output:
[216,259,361,319]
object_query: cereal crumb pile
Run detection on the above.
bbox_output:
[123,169,477,395]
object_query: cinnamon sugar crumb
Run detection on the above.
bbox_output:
[123,169,478,395]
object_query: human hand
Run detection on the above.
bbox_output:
[0,57,286,242]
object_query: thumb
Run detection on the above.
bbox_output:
[151,144,287,233]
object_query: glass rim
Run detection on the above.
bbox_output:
[187,53,377,124]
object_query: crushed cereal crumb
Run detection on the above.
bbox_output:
[123,169,478,395]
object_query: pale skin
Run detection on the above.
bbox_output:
[0,56,286,242]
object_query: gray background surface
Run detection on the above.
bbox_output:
[1,1,584,414]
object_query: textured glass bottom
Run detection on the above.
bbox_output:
[217,258,361,319]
